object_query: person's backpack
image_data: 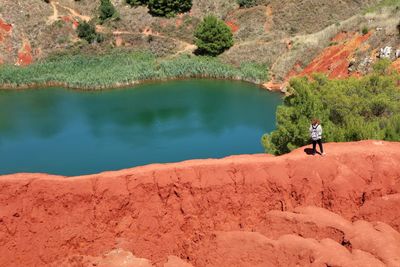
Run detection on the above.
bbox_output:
[311,125,319,141]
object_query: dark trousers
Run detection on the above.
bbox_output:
[312,139,323,154]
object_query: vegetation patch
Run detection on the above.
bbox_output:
[194,15,234,56]
[0,51,268,89]
[262,60,400,155]
[127,0,192,17]
[99,0,118,23]
[237,0,257,8]
[76,21,104,44]
[364,0,400,13]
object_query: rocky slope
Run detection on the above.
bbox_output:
[1,140,400,266]
[0,0,399,89]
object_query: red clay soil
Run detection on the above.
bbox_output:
[393,58,400,73]
[300,32,372,79]
[1,141,400,267]
[16,42,33,66]
[226,20,239,33]
[0,18,12,33]
[0,18,12,44]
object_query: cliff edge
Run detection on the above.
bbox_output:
[1,140,400,266]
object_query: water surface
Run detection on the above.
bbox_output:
[0,80,282,175]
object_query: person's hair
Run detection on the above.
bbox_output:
[311,118,320,125]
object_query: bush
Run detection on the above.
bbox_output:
[262,68,400,155]
[194,15,234,56]
[361,26,369,35]
[148,0,192,17]
[126,0,148,6]
[237,0,257,8]
[99,0,117,22]
[76,21,103,44]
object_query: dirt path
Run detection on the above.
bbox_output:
[98,26,196,56]
[45,2,194,55]
[47,1,59,25]
[57,3,91,22]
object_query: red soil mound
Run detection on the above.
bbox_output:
[1,141,400,266]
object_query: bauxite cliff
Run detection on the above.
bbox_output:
[1,140,400,267]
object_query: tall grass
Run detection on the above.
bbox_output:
[0,52,268,89]
[364,0,400,13]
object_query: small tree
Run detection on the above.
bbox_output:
[126,0,148,6]
[237,0,257,8]
[77,21,103,44]
[361,26,369,35]
[194,15,234,56]
[148,0,192,17]
[99,0,117,22]
[373,58,391,75]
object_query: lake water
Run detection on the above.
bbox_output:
[0,80,282,176]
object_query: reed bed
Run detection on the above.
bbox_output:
[0,52,268,90]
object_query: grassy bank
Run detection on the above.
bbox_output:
[0,52,268,90]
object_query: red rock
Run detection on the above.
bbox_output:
[0,140,400,266]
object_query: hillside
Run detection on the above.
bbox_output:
[1,141,400,266]
[0,0,399,89]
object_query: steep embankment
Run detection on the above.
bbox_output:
[1,141,400,267]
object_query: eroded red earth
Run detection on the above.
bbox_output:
[0,18,12,43]
[226,20,239,33]
[1,141,399,267]
[300,32,372,79]
[16,42,33,66]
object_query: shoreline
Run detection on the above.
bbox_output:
[0,75,281,92]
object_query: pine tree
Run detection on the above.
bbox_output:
[99,0,116,22]
[194,15,234,56]
[148,0,192,17]
[126,0,148,6]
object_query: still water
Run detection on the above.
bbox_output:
[0,80,282,175]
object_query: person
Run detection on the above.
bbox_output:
[309,119,325,156]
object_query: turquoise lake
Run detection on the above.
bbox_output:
[0,80,282,176]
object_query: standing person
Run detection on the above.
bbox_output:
[309,119,325,156]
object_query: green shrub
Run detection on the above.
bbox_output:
[372,58,391,75]
[237,0,257,8]
[361,26,369,35]
[76,21,103,44]
[194,15,234,56]
[77,21,97,43]
[148,0,192,17]
[126,0,148,6]
[262,67,400,155]
[99,0,117,22]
